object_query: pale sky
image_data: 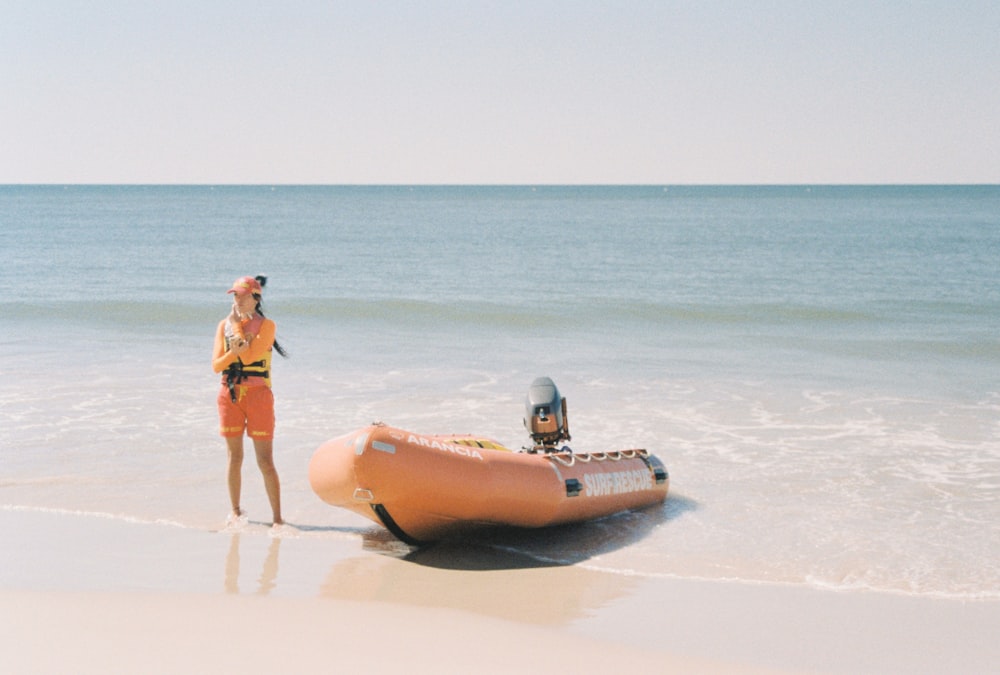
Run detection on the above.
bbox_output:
[2,1,998,184]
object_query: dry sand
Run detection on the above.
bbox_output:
[1,509,997,674]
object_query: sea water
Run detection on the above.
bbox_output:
[1,185,998,599]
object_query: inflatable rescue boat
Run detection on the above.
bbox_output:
[308,378,670,544]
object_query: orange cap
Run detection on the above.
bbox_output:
[227,276,262,296]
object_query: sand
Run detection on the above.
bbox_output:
[1,509,997,674]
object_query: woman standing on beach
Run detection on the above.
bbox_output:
[212,275,288,527]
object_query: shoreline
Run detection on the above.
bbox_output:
[2,509,998,674]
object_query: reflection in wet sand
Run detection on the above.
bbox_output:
[224,533,281,596]
[224,534,240,594]
[257,539,280,595]
[318,551,639,625]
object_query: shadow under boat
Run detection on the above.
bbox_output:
[361,493,699,572]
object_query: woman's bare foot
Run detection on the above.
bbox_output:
[226,508,247,527]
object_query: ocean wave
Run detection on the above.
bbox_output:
[3,300,218,330]
[0,503,190,530]
[245,296,1000,332]
[6,295,996,330]
[570,560,1000,601]
[7,297,998,369]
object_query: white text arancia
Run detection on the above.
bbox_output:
[408,435,484,461]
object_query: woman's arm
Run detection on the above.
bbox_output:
[239,319,275,364]
[212,319,244,373]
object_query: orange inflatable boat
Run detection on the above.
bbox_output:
[308,378,670,544]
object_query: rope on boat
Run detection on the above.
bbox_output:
[547,448,648,467]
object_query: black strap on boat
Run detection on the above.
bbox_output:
[640,454,670,484]
[371,504,427,546]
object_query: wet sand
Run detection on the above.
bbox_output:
[1,509,996,674]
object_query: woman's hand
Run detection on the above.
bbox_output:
[229,337,249,356]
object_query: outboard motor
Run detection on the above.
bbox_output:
[524,376,571,452]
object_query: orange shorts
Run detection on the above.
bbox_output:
[218,385,275,440]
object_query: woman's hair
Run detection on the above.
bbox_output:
[253,275,288,358]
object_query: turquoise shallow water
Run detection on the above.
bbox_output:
[2,185,998,597]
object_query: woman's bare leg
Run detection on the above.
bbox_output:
[225,435,244,517]
[253,438,283,525]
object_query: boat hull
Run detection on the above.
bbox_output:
[308,424,669,543]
